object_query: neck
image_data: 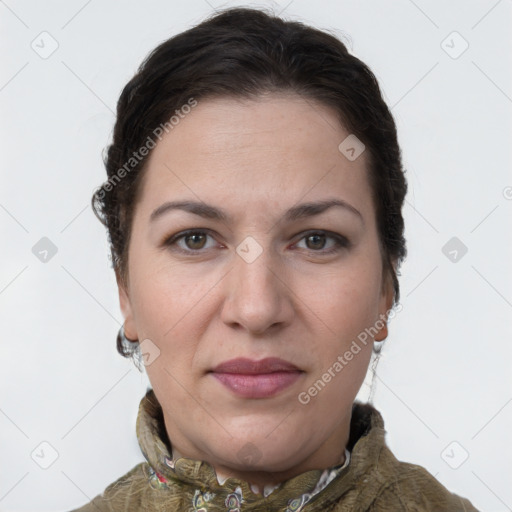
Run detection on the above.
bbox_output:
[162,403,353,494]
[171,446,347,495]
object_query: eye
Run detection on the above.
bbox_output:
[294,231,349,254]
[163,229,219,253]
[163,229,349,256]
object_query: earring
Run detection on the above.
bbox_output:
[117,325,144,372]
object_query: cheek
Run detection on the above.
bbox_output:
[300,269,378,408]
[302,254,383,335]
[131,281,172,337]
[127,257,217,369]
[128,253,198,332]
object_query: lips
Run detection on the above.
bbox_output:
[210,357,303,398]
[211,357,300,374]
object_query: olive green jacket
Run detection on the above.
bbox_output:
[71,389,479,511]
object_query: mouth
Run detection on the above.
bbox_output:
[209,357,304,399]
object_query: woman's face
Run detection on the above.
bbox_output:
[119,94,393,481]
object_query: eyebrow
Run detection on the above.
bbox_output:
[150,198,363,224]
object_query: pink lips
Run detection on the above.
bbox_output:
[210,357,303,399]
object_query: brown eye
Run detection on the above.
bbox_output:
[163,230,218,254]
[305,233,326,250]
[294,231,350,254]
[184,233,207,250]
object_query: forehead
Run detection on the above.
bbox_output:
[135,94,374,222]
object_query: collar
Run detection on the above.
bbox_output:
[136,388,386,511]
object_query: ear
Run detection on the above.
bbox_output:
[116,270,138,340]
[374,272,395,342]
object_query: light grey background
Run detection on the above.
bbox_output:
[1,1,511,511]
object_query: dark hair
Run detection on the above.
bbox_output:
[91,6,407,357]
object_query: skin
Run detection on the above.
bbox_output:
[118,93,394,492]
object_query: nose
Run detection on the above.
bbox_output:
[220,243,294,336]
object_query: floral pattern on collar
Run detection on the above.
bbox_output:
[146,448,350,511]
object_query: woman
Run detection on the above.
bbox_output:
[73,7,479,511]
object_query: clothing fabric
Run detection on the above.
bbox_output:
[71,389,479,511]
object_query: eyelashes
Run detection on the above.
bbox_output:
[164,230,218,252]
[293,231,350,253]
[162,229,350,256]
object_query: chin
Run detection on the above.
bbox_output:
[208,430,308,473]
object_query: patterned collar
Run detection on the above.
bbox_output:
[135,388,384,511]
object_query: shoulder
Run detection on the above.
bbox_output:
[342,403,479,511]
[68,462,149,512]
[368,447,479,511]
